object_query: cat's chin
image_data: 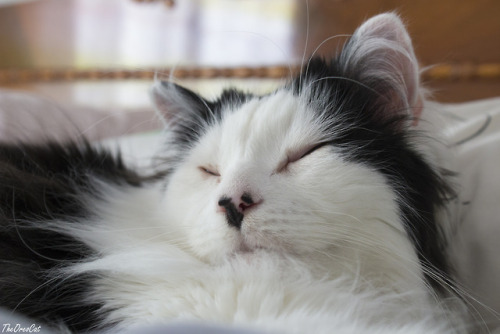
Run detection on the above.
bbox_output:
[224,230,269,256]
[233,232,286,256]
[229,240,275,265]
[233,235,262,254]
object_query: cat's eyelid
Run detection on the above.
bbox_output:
[288,142,327,163]
[198,166,220,177]
[276,142,327,174]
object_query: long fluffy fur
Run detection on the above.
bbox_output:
[0,13,470,333]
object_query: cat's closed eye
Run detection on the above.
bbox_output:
[199,166,220,177]
[277,143,327,173]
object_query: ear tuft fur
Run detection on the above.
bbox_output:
[340,13,422,124]
[151,81,209,127]
[151,81,219,146]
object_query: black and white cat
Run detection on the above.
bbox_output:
[0,13,470,333]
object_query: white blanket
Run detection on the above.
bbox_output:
[439,98,500,329]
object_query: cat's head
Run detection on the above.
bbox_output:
[152,13,451,290]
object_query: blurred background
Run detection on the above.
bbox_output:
[0,0,296,68]
[0,0,499,109]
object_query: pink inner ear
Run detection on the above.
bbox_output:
[150,81,197,127]
[151,82,175,125]
[347,13,422,123]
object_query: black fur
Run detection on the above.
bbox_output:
[291,57,455,292]
[0,141,145,332]
[163,82,252,149]
[218,197,244,229]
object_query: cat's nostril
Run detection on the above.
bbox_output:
[218,193,261,214]
[240,192,254,205]
[218,197,232,208]
[239,202,252,212]
[239,193,262,212]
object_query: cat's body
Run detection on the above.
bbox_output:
[0,14,470,333]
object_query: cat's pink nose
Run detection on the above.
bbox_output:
[218,192,262,229]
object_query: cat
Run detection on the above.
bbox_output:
[0,13,471,333]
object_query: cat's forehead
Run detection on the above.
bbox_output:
[213,90,326,156]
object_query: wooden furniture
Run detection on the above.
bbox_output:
[297,0,500,102]
[1,0,499,103]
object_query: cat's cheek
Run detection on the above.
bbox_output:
[185,214,242,262]
[163,167,241,262]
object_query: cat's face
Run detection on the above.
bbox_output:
[153,13,450,288]
[163,90,402,263]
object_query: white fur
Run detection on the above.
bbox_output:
[54,89,466,333]
[53,13,468,333]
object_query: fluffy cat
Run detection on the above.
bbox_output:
[0,13,470,333]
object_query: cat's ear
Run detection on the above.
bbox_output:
[151,81,213,128]
[341,13,422,124]
[151,81,216,145]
